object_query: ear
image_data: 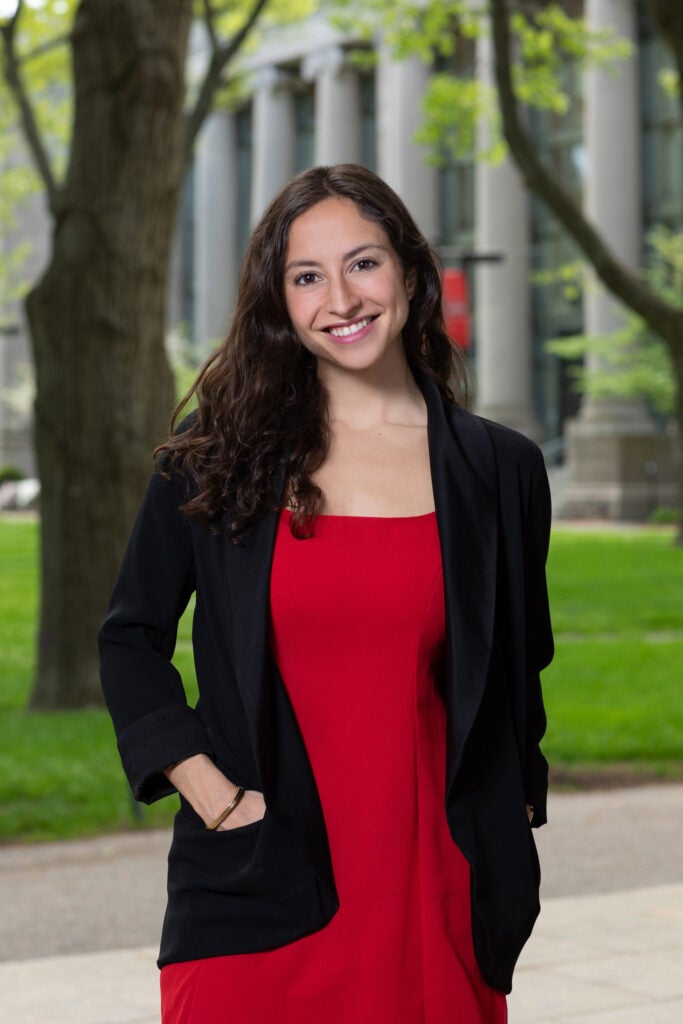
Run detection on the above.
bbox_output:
[405,267,417,299]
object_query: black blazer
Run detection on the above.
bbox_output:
[99,368,553,994]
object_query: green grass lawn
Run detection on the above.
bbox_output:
[0,517,681,843]
[541,527,683,775]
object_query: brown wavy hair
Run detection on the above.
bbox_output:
[155,163,469,539]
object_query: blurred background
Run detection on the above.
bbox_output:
[0,0,681,835]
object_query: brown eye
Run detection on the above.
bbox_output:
[294,272,319,286]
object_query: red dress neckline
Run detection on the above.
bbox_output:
[282,508,437,522]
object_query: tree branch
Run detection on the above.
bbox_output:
[489,0,683,352]
[184,0,271,163]
[203,0,218,51]
[1,0,59,215]
[21,30,73,65]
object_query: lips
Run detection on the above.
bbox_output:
[324,315,378,342]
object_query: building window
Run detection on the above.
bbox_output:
[529,34,585,435]
[439,162,474,250]
[530,51,585,342]
[180,157,195,340]
[640,10,683,230]
[236,105,252,261]
[359,69,377,171]
[295,83,315,171]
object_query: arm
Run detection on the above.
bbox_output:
[99,466,212,804]
[164,754,265,830]
[522,451,554,827]
[100,465,267,828]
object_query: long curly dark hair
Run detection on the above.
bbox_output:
[155,163,469,538]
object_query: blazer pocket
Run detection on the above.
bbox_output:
[160,804,337,965]
[169,801,264,894]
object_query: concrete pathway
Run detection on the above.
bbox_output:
[1,784,682,1022]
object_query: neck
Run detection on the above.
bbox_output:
[318,350,426,430]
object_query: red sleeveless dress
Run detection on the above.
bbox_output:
[161,511,507,1023]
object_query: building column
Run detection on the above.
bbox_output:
[303,45,361,166]
[0,177,50,476]
[562,0,677,518]
[166,213,184,338]
[0,325,35,475]
[193,110,239,347]
[376,49,438,242]
[474,30,541,438]
[250,67,297,223]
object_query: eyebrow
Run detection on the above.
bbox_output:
[284,243,389,274]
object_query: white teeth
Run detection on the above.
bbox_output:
[328,317,372,338]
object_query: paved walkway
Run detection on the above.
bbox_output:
[1,784,682,1022]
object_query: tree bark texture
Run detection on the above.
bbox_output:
[26,0,193,708]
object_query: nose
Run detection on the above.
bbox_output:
[326,273,362,319]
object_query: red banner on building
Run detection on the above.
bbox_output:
[442,268,470,350]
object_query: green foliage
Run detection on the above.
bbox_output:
[548,320,675,416]
[658,65,680,98]
[194,0,318,36]
[545,229,682,416]
[0,1,76,318]
[327,0,633,169]
[328,0,472,59]
[165,327,214,411]
[4,0,75,169]
[189,0,320,111]
[329,0,483,163]
[511,4,632,115]
[531,259,584,303]
[649,505,680,525]
[0,463,25,483]
[646,224,683,302]
[415,74,506,165]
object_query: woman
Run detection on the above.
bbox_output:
[99,164,553,1023]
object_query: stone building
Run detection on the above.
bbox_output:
[1,0,680,516]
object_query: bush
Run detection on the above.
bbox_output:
[0,465,26,484]
[648,505,680,525]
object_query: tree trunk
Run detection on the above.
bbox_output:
[27,0,193,708]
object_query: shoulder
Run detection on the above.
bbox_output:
[153,409,200,482]
[446,402,544,475]
[478,415,545,476]
[174,408,199,435]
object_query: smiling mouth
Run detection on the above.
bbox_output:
[325,316,377,339]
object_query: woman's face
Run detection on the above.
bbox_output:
[283,197,414,380]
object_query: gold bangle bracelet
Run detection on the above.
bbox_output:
[206,787,245,831]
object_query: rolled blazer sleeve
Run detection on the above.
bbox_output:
[98,466,213,804]
[522,451,554,826]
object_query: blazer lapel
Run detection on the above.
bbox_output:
[416,370,499,798]
[222,495,281,755]
[222,466,336,892]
